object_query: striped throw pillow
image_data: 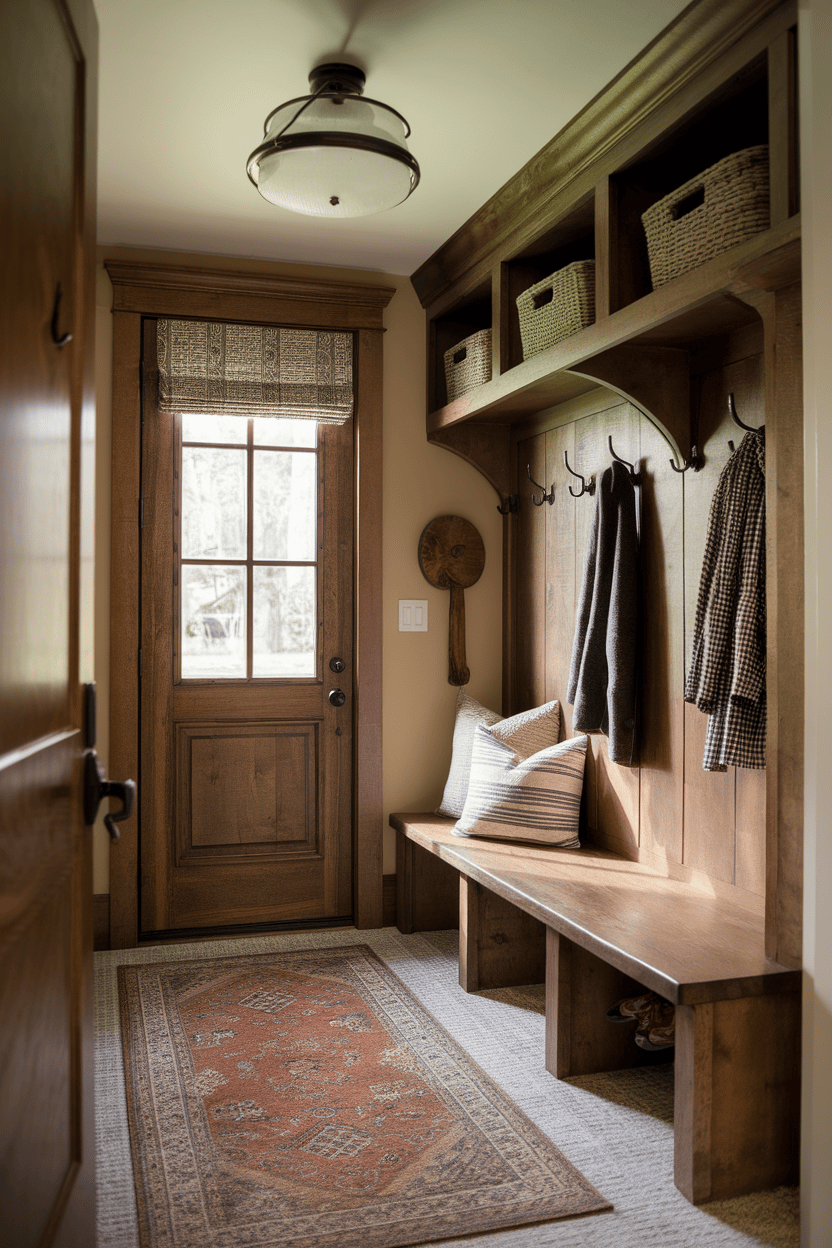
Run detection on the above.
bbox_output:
[454,728,588,847]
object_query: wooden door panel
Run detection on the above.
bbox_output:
[0,880,74,1248]
[170,861,326,929]
[177,721,319,857]
[0,0,77,756]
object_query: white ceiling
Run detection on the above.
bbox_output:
[95,0,690,277]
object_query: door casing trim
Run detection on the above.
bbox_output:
[105,261,394,947]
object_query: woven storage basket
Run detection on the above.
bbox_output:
[444,328,492,402]
[642,145,770,289]
[516,260,596,360]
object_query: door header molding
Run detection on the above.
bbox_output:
[104,261,396,330]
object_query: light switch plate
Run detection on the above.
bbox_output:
[398,600,428,632]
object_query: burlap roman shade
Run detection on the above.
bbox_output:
[156,319,353,423]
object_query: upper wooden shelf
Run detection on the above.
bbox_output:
[427,218,801,437]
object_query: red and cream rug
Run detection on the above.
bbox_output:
[118,944,610,1247]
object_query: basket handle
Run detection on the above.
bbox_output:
[532,286,554,311]
[669,184,706,222]
[453,346,467,364]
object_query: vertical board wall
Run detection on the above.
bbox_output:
[513,342,767,896]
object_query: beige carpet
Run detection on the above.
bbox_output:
[96,927,799,1248]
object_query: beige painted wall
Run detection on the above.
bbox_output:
[93,247,503,893]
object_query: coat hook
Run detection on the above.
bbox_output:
[669,444,704,473]
[563,450,595,498]
[497,493,520,515]
[526,463,555,506]
[728,439,736,454]
[608,436,641,484]
[728,392,763,433]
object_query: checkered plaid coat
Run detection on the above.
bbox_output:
[684,429,766,770]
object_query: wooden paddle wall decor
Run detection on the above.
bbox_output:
[418,516,485,684]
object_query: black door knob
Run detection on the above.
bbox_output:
[328,688,346,707]
[329,657,346,673]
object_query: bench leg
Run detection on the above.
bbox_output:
[674,992,801,1203]
[395,830,459,934]
[545,929,649,1078]
[459,877,545,992]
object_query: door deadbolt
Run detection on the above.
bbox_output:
[329,657,346,673]
[328,688,347,707]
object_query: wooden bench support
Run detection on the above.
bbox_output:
[396,829,459,934]
[459,877,545,992]
[674,991,801,1203]
[545,929,648,1078]
[391,813,801,1205]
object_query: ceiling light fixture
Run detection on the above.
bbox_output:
[246,62,420,219]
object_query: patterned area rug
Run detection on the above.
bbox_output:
[118,944,610,1247]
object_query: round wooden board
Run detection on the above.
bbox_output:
[417,516,485,590]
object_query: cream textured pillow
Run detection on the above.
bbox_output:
[454,728,588,847]
[436,688,502,819]
[490,699,560,757]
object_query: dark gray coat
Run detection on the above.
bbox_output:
[566,459,638,765]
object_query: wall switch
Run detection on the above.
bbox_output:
[399,600,428,632]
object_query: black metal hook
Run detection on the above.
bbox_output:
[527,463,555,506]
[608,436,641,484]
[51,282,72,349]
[728,439,736,454]
[728,392,762,433]
[497,494,520,515]
[563,450,595,498]
[669,444,703,473]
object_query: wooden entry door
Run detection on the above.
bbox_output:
[0,0,97,1243]
[139,323,354,935]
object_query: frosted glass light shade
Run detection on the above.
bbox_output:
[247,88,419,218]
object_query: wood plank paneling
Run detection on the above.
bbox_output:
[511,367,766,894]
[639,415,685,866]
[543,424,576,734]
[514,434,547,710]
[736,766,767,896]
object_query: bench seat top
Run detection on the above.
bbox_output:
[391,812,800,1005]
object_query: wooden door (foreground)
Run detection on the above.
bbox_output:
[0,0,97,1243]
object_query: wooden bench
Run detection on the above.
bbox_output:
[391,812,801,1205]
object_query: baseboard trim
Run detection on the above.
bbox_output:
[93,879,395,950]
[383,874,396,927]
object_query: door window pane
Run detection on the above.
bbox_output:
[182,413,247,444]
[253,566,316,677]
[182,447,246,559]
[182,565,246,678]
[253,451,316,561]
[253,416,317,447]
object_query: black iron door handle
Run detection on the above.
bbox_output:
[328,689,346,707]
[51,282,72,348]
[83,750,136,840]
